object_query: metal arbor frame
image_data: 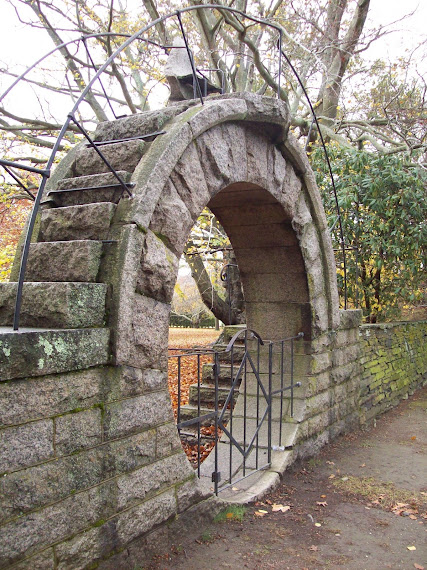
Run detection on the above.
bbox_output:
[0,4,348,331]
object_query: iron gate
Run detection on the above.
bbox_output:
[168,328,303,494]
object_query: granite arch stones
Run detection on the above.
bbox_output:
[111,94,340,372]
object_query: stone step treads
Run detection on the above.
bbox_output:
[202,363,241,385]
[44,171,133,207]
[0,327,110,381]
[0,282,107,329]
[188,383,237,407]
[213,344,245,364]
[178,404,230,427]
[92,104,190,142]
[38,202,116,242]
[73,139,146,177]
[25,240,103,283]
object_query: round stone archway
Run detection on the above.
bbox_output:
[101,93,340,500]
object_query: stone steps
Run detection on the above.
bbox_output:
[179,404,230,427]
[72,139,145,176]
[188,383,238,406]
[0,282,107,329]
[25,240,103,283]
[202,362,241,384]
[44,171,133,207]
[39,202,116,242]
[0,327,110,381]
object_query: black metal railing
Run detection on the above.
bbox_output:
[1,5,347,330]
[168,328,303,494]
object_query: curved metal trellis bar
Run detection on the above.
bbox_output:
[0,4,347,329]
[279,51,348,308]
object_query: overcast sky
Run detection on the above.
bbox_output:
[0,0,425,71]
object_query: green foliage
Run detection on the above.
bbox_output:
[311,145,427,322]
[213,505,246,523]
[0,184,32,282]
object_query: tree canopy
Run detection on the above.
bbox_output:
[0,0,426,320]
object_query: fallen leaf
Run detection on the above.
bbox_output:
[309,545,318,551]
[414,564,424,570]
[316,501,328,507]
[314,522,322,527]
[226,513,234,519]
[265,499,272,505]
[341,476,348,481]
[255,511,268,517]
[410,515,418,520]
[328,474,335,479]
[272,504,291,513]
[360,463,366,467]
[326,461,335,465]
[411,436,417,441]
[407,546,417,551]
[320,494,327,498]
[232,487,239,491]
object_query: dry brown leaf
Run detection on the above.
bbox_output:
[409,515,418,520]
[316,501,328,507]
[407,546,417,551]
[414,563,424,570]
[328,474,335,479]
[309,545,319,552]
[320,494,327,498]
[411,436,417,441]
[255,510,268,517]
[326,461,335,465]
[272,504,291,513]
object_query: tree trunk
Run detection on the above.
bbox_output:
[184,245,245,325]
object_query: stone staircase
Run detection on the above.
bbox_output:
[178,325,246,436]
[0,109,183,377]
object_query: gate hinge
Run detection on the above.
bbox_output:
[211,471,221,483]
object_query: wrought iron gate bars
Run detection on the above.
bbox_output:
[169,328,303,495]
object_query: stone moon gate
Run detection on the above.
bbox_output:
[0,94,364,568]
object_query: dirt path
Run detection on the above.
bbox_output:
[148,386,427,570]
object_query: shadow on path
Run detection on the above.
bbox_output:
[147,386,427,570]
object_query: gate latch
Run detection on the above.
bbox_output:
[211,471,221,483]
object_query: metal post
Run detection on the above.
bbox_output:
[268,342,273,465]
[214,351,219,495]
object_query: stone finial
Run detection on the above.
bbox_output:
[164,37,221,102]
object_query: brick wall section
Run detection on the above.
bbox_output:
[359,320,427,426]
[0,365,206,569]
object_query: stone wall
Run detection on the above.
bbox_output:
[359,320,427,426]
[1,94,426,569]
[293,309,362,460]
[0,362,209,569]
